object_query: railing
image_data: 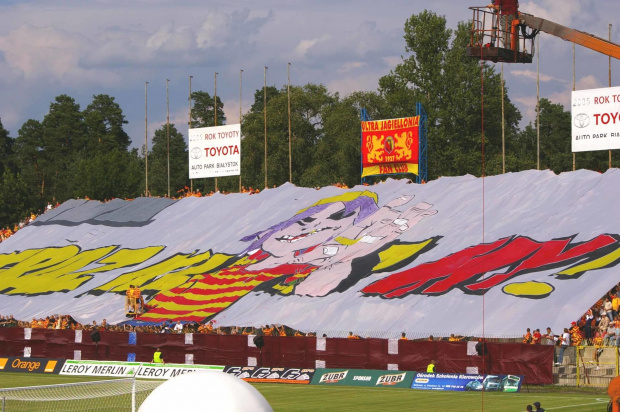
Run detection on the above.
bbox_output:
[468,6,536,63]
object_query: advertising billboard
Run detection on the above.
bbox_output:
[361,116,419,178]
[223,366,315,384]
[188,124,241,179]
[571,86,620,152]
[311,368,414,388]
[0,357,65,374]
[410,372,523,392]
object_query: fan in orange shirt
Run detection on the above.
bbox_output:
[347,331,361,339]
[592,331,604,369]
[523,328,532,344]
[569,322,583,346]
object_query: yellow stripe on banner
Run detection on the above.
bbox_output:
[556,247,620,276]
[189,280,263,290]
[157,289,250,302]
[207,271,282,281]
[150,300,233,311]
[361,163,418,178]
[0,358,7,370]
[373,239,433,271]
[139,310,217,320]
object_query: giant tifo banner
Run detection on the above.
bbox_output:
[0,170,620,336]
[361,116,419,178]
[188,124,241,178]
[572,86,620,152]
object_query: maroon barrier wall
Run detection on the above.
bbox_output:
[0,329,553,384]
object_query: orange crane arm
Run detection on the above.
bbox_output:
[519,13,620,59]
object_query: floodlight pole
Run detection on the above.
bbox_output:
[572,44,576,171]
[189,75,193,193]
[239,69,243,192]
[501,63,505,174]
[145,81,149,197]
[288,62,292,183]
[264,66,268,189]
[166,79,170,198]
[609,23,613,170]
[536,36,540,171]
[214,71,218,192]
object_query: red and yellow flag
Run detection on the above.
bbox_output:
[361,116,419,178]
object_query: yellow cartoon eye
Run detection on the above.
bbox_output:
[502,281,554,298]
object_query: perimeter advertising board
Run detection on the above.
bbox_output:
[0,357,65,374]
[411,372,523,392]
[361,116,419,178]
[311,368,414,388]
[59,360,224,380]
[188,124,241,179]
[571,86,620,152]
[223,366,315,384]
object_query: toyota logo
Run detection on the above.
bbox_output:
[190,147,202,159]
[573,113,590,128]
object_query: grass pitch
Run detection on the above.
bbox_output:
[0,373,610,411]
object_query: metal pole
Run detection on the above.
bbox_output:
[573,43,576,171]
[288,62,292,183]
[145,81,149,197]
[536,36,540,171]
[214,72,218,192]
[166,79,170,198]
[264,66,268,189]
[501,63,505,174]
[610,24,613,170]
[239,69,243,192]
[189,75,193,193]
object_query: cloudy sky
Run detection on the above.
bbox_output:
[1,0,619,149]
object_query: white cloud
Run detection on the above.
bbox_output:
[510,69,568,83]
[520,0,584,27]
[0,25,87,80]
[293,35,332,59]
[337,61,367,73]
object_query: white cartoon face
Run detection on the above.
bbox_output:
[261,202,358,258]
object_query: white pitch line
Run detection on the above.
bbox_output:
[545,400,608,410]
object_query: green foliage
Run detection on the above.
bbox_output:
[191,91,226,128]
[0,172,34,228]
[83,94,131,155]
[0,118,13,174]
[148,124,188,197]
[379,11,521,179]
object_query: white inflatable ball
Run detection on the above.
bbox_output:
[138,370,273,412]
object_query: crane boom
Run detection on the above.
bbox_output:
[519,13,620,59]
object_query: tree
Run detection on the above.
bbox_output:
[148,124,188,197]
[83,94,131,155]
[0,118,13,174]
[191,91,226,128]
[0,172,34,228]
[40,95,86,202]
[240,84,339,190]
[13,119,46,209]
[378,11,521,179]
[68,149,143,200]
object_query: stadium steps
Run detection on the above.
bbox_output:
[553,346,618,387]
